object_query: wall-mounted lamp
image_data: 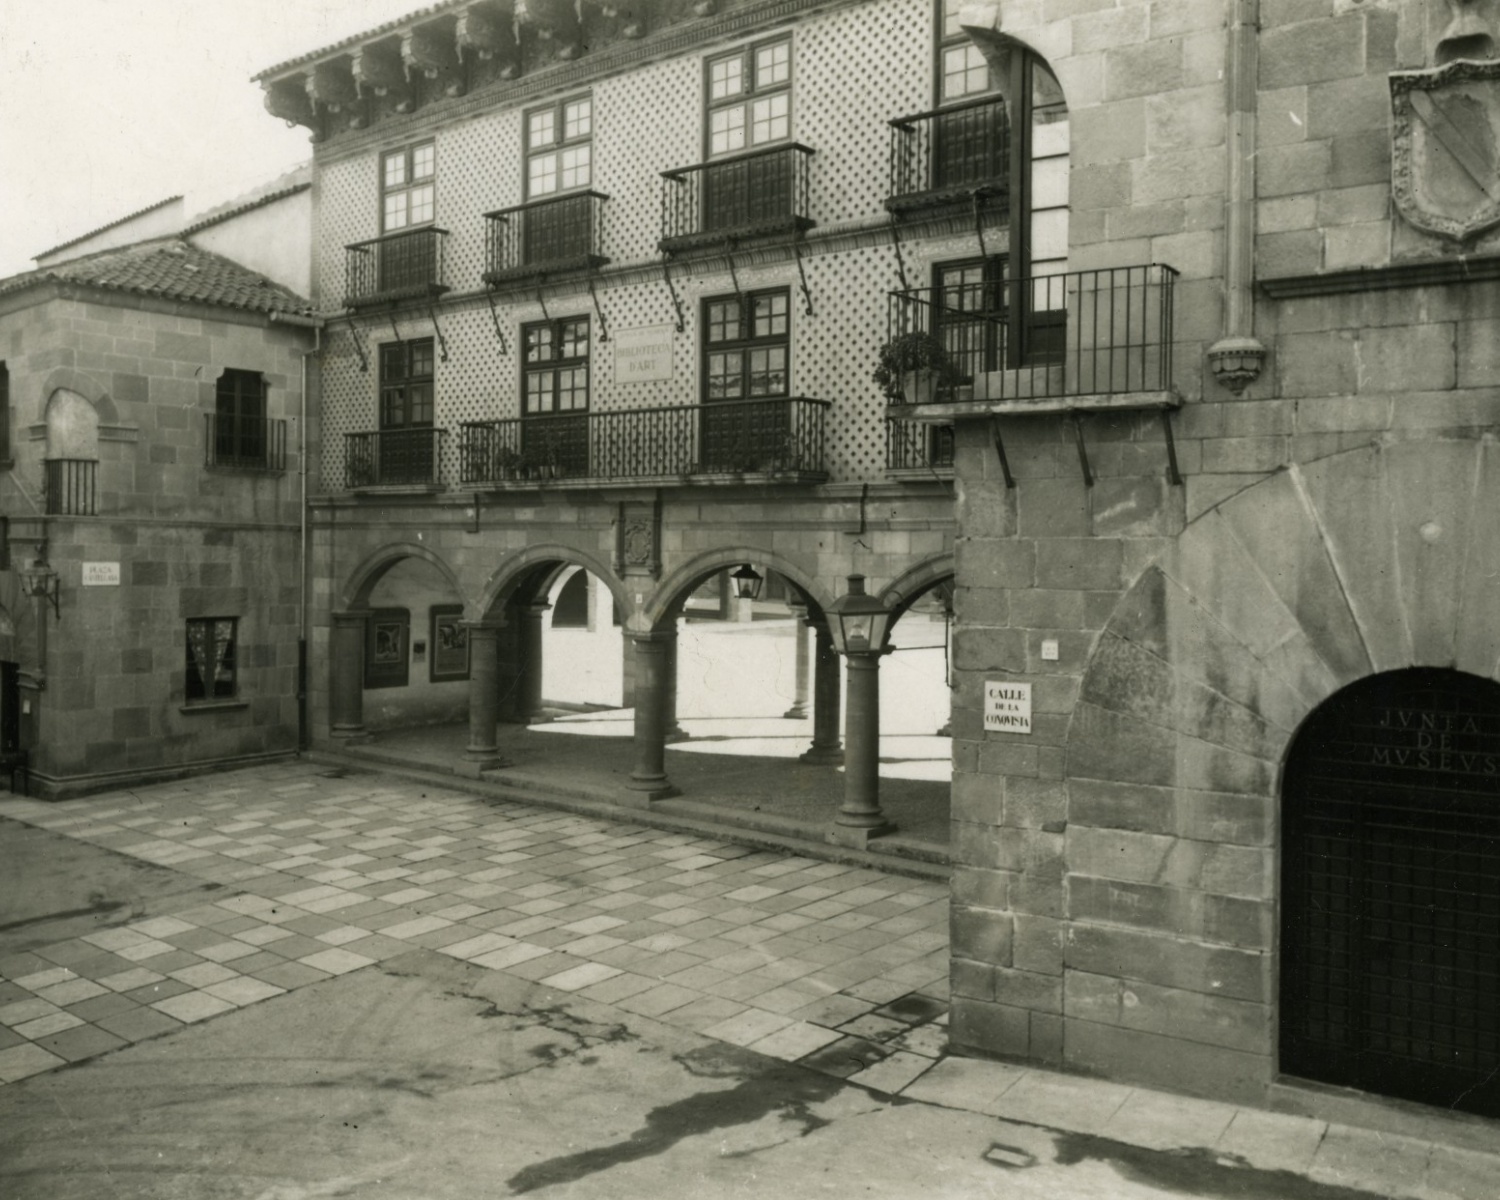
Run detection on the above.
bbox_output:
[730,563,764,601]
[826,574,891,656]
[19,556,60,621]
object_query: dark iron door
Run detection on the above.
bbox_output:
[1281,668,1500,1117]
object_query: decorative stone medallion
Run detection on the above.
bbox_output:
[622,521,654,566]
[1391,60,1500,242]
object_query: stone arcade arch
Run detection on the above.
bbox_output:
[629,547,834,801]
[957,438,1500,1105]
[1280,667,1500,1118]
[329,543,467,739]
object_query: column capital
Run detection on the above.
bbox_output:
[459,618,506,634]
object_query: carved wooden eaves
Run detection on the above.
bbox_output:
[403,19,465,97]
[351,39,411,112]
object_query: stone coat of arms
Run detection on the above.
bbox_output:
[1391,59,1500,242]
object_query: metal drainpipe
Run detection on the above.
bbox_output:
[269,310,324,751]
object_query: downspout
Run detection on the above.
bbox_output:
[1207,0,1267,392]
[270,310,324,751]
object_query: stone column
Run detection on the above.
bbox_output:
[783,605,810,719]
[329,611,369,740]
[520,601,550,724]
[625,630,677,803]
[829,650,894,848]
[662,621,687,743]
[458,621,506,776]
[800,619,843,764]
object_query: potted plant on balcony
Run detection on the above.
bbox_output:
[874,331,962,405]
[489,446,522,481]
[520,442,561,481]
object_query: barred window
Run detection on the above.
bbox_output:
[186,617,237,703]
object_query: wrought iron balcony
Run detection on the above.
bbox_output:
[343,428,448,489]
[458,397,829,485]
[343,228,450,309]
[886,96,1009,217]
[884,265,1178,408]
[659,144,815,254]
[886,419,954,473]
[44,458,97,515]
[204,414,287,472]
[484,191,609,285]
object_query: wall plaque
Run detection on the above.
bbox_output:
[985,680,1032,734]
[613,324,674,384]
[82,562,120,586]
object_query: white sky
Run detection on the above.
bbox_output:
[0,0,423,278]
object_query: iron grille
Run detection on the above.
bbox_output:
[659,144,815,253]
[484,191,609,284]
[204,413,287,471]
[343,428,447,488]
[886,419,954,472]
[458,396,829,485]
[886,264,1177,402]
[1282,668,1500,1118]
[887,95,1010,215]
[343,228,450,308]
[43,458,96,515]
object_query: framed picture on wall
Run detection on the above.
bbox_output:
[430,605,470,682]
[365,608,410,689]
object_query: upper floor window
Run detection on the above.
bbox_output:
[523,318,591,416]
[703,290,790,400]
[382,141,436,233]
[527,96,593,198]
[213,369,267,468]
[938,0,996,102]
[707,38,791,157]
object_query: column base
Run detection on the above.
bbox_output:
[783,704,808,720]
[664,725,690,744]
[525,713,554,726]
[826,820,896,849]
[800,745,844,765]
[330,726,371,744]
[621,778,679,807]
[935,722,952,737]
[456,756,509,778]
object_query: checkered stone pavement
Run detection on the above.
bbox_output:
[0,762,949,1091]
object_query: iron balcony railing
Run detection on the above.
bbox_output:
[343,428,449,489]
[484,191,610,284]
[885,265,1179,403]
[343,228,450,309]
[887,419,955,472]
[458,397,830,485]
[204,414,287,471]
[659,144,815,253]
[44,458,97,515]
[887,95,1010,215]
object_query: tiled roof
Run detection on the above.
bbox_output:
[252,1,462,80]
[34,195,183,260]
[0,239,314,316]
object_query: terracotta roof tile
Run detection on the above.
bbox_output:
[0,240,313,317]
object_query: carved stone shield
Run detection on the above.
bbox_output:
[1391,60,1500,242]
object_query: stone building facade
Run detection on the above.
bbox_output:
[922,0,1500,1122]
[0,217,315,795]
[259,0,1500,1121]
[255,0,1014,821]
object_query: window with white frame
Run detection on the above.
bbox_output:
[706,38,791,157]
[937,0,996,101]
[381,141,436,232]
[526,95,592,198]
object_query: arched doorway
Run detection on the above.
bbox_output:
[1281,668,1500,1117]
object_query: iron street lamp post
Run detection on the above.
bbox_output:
[825,574,894,844]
